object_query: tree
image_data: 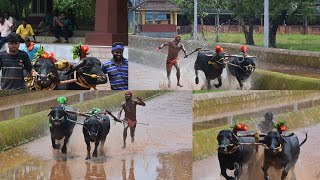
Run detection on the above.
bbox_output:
[174,0,226,40]
[268,0,317,47]
[229,0,263,45]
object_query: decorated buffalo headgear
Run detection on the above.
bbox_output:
[240,45,247,54]
[57,96,67,104]
[274,120,288,134]
[89,108,102,115]
[72,43,90,60]
[34,45,55,62]
[215,46,224,53]
[111,42,124,52]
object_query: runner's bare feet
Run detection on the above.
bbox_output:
[122,144,126,149]
[131,137,134,143]
[168,80,171,88]
[177,83,183,87]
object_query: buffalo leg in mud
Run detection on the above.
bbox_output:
[214,76,222,88]
[51,137,60,149]
[174,63,183,87]
[85,139,91,160]
[61,135,70,154]
[234,163,241,180]
[237,77,243,90]
[262,163,271,180]
[92,141,100,157]
[281,163,293,180]
[195,70,199,84]
[206,79,211,89]
[220,166,234,180]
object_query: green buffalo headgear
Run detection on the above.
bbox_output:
[57,96,67,104]
[89,108,101,115]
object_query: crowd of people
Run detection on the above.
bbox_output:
[0,9,78,47]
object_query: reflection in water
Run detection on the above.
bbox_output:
[156,151,192,180]
[122,159,135,180]
[84,162,106,180]
[50,160,71,180]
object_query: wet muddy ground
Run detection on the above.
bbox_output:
[129,47,320,90]
[0,91,192,180]
[193,124,320,180]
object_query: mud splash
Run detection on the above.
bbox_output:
[0,91,192,179]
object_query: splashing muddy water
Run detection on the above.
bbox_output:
[0,91,192,180]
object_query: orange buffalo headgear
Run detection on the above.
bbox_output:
[240,45,247,54]
[215,46,224,53]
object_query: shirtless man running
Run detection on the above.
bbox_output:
[158,35,187,88]
[118,91,146,148]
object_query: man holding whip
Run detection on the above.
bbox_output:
[118,91,146,149]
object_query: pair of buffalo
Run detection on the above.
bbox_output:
[217,116,307,180]
[48,105,115,160]
[32,57,108,90]
[194,51,256,89]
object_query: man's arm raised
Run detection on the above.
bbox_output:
[135,97,146,106]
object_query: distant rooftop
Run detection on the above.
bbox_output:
[136,0,181,11]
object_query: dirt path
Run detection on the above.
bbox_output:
[193,124,320,180]
[0,91,192,180]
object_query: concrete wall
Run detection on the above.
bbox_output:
[129,35,320,68]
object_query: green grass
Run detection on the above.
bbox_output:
[193,103,320,160]
[192,90,224,94]
[253,69,320,90]
[181,33,320,52]
[0,90,168,152]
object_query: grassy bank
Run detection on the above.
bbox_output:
[181,33,320,52]
[193,104,320,160]
[253,69,320,90]
[192,90,224,94]
[0,90,167,151]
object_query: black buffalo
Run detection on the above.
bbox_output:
[227,56,255,89]
[259,130,308,180]
[56,57,108,90]
[48,105,77,154]
[32,59,60,90]
[217,130,257,180]
[194,51,226,89]
[83,114,110,160]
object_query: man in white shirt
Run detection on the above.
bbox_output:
[3,12,15,29]
[0,16,13,49]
